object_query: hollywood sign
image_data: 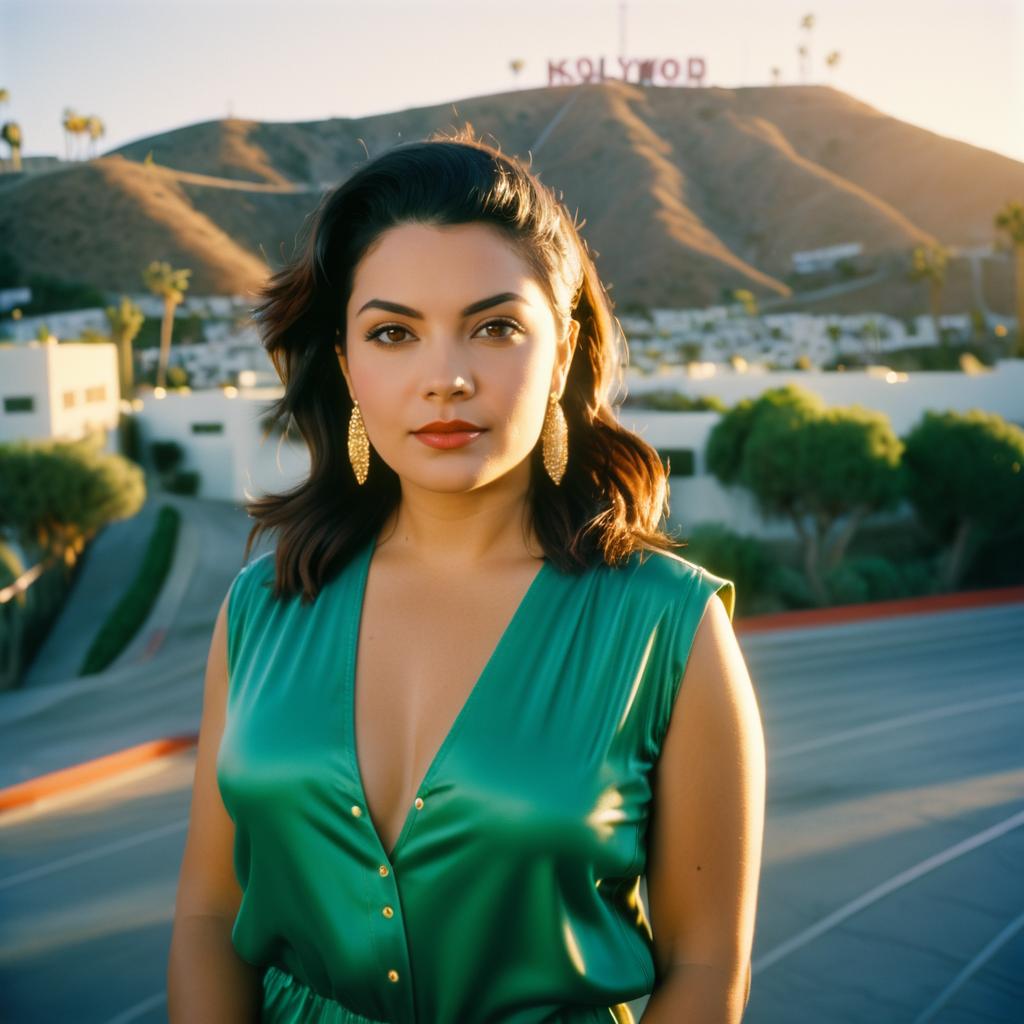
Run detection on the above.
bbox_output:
[547,56,707,87]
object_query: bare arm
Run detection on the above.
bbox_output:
[642,593,766,1022]
[167,592,262,1022]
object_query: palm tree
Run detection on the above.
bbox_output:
[61,107,77,160]
[105,296,145,399]
[60,108,92,160]
[509,59,525,86]
[800,13,815,82]
[909,244,951,354]
[825,50,841,83]
[71,113,90,158]
[142,261,191,388]
[86,115,105,159]
[771,66,782,85]
[1,121,21,172]
[995,201,1024,355]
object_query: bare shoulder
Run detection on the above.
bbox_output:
[646,586,765,992]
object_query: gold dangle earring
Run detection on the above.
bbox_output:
[541,391,569,485]
[348,399,370,485]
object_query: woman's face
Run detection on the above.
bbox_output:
[336,221,579,495]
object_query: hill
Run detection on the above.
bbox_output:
[0,80,1019,319]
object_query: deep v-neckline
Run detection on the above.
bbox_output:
[344,526,552,863]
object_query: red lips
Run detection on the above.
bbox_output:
[413,419,486,433]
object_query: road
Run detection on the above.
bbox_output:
[0,492,269,788]
[1,571,1021,1022]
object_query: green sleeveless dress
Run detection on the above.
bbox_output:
[216,525,735,1023]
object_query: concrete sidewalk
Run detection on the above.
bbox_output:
[19,493,168,689]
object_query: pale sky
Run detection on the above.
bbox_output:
[3,0,1023,165]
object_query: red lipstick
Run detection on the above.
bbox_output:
[413,419,487,450]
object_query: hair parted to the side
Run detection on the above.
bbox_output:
[243,123,688,603]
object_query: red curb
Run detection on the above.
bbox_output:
[0,733,198,813]
[735,583,1024,633]
[1,583,1021,814]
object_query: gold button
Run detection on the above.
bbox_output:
[382,905,394,918]
[378,864,389,877]
[387,969,400,983]
[414,797,424,810]
[351,805,362,817]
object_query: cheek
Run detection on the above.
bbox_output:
[495,376,551,448]
[346,349,403,404]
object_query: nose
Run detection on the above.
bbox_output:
[422,345,475,400]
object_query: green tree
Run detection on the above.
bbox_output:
[142,260,191,389]
[994,200,1024,356]
[105,296,145,400]
[706,384,904,603]
[902,410,1024,589]
[0,431,146,572]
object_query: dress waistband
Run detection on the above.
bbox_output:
[260,963,390,1024]
[260,962,635,1023]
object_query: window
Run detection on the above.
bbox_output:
[656,447,696,477]
[63,390,76,409]
[191,422,224,435]
[4,395,34,413]
[85,385,107,403]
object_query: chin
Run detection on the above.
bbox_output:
[409,463,507,490]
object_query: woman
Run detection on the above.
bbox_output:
[168,127,765,1024]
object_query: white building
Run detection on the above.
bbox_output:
[0,287,31,314]
[619,358,1024,537]
[135,386,307,502]
[791,241,864,275]
[4,335,1023,543]
[622,358,1024,436]
[0,339,120,449]
[134,329,273,389]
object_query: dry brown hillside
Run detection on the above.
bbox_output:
[1,81,1020,317]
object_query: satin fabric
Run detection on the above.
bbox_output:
[217,526,735,1023]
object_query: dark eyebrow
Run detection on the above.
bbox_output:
[356,291,529,319]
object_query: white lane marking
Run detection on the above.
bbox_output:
[4,689,1021,887]
[100,991,166,1024]
[752,806,1024,973]
[774,689,1024,759]
[911,907,1024,1023]
[0,819,186,891]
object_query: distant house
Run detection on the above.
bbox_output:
[0,340,120,448]
[0,287,31,314]
[791,242,864,275]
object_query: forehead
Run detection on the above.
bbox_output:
[349,222,547,306]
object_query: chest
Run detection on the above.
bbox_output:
[352,558,546,860]
[220,546,677,876]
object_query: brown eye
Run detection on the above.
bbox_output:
[365,324,413,346]
[475,317,524,339]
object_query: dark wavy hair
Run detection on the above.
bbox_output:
[243,125,685,602]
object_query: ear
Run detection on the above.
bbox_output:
[554,318,580,396]
[334,336,354,398]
